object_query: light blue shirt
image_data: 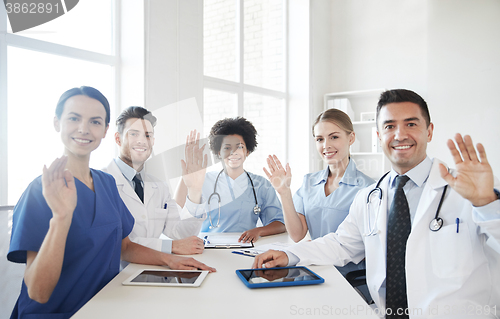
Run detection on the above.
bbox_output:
[201,170,284,232]
[114,157,143,189]
[293,159,375,239]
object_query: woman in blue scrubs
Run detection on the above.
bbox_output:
[8,87,214,319]
[176,117,285,243]
[264,108,374,286]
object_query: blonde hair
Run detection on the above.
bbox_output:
[312,108,354,136]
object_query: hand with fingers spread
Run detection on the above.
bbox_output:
[181,130,208,204]
[42,156,77,222]
[439,133,497,207]
[263,155,292,195]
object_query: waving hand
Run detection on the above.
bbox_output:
[439,134,497,207]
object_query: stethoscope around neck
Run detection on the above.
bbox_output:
[207,169,261,229]
[365,171,448,235]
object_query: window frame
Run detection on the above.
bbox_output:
[203,0,289,159]
[0,1,121,205]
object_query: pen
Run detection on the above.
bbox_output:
[164,203,167,209]
[456,218,460,233]
[204,235,210,244]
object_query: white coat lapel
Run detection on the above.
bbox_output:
[412,159,449,228]
[142,175,158,206]
[371,175,390,294]
[108,160,142,204]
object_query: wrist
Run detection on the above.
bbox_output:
[472,191,499,207]
[187,189,202,204]
[277,188,292,198]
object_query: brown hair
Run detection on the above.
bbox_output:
[312,108,354,136]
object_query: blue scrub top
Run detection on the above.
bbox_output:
[201,170,284,232]
[293,159,374,240]
[8,169,134,319]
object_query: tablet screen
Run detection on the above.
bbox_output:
[131,270,202,284]
[239,267,320,284]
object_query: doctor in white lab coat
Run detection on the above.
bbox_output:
[253,89,500,318]
[103,106,207,255]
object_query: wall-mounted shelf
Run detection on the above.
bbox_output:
[324,89,390,179]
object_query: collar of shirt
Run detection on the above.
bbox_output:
[114,157,143,186]
[220,170,249,201]
[312,159,360,187]
[387,156,433,222]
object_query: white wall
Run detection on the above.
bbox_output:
[327,0,500,172]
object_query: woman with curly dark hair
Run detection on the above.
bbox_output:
[175,117,285,243]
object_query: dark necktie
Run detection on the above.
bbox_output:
[386,175,411,318]
[133,174,144,203]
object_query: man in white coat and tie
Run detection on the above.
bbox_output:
[253,89,500,318]
[104,106,206,255]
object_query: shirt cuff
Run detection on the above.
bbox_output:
[285,251,300,266]
[473,199,500,222]
[161,239,173,254]
[185,196,206,218]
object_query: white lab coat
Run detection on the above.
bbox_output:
[103,160,206,252]
[288,159,500,318]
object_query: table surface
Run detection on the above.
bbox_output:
[72,233,379,319]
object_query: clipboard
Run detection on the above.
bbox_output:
[203,235,254,249]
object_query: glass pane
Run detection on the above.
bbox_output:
[243,93,284,175]
[7,0,114,55]
[204,0,237,81]
[203,89,237,173]
[7,46,115,205]
[244,0,284,91]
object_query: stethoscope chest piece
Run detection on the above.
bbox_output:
[429,217,443,232]
[253,205,261,214]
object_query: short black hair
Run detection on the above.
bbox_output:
[376,89,431,128]
[55,86,110,125]
[208,117,258,155]
[116,106,157,134]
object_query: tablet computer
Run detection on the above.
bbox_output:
[122,269,209,287]
[235,266,324,288]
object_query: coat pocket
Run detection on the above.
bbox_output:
[429,222,473,278]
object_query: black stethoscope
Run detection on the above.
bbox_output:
[366,171,448,233]
[207,169,261,229]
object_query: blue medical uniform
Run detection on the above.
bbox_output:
[293,160,374,279]
[8,169,134,319]
[201,170,284,232]
[293,159,374,239]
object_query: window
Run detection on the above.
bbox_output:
[0,0,118,205]
[203,0,287,173]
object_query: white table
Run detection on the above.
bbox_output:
[72,233,379,319]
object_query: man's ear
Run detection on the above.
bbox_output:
[115,131,122,146]
[53,116,60,132]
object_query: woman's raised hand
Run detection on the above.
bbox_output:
[41,156,77,222]
[263,155,292,195]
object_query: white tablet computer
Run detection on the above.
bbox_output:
[122,269,209,287]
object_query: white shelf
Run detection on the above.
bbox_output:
[352,120,376,125]
[325,89,389,179]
